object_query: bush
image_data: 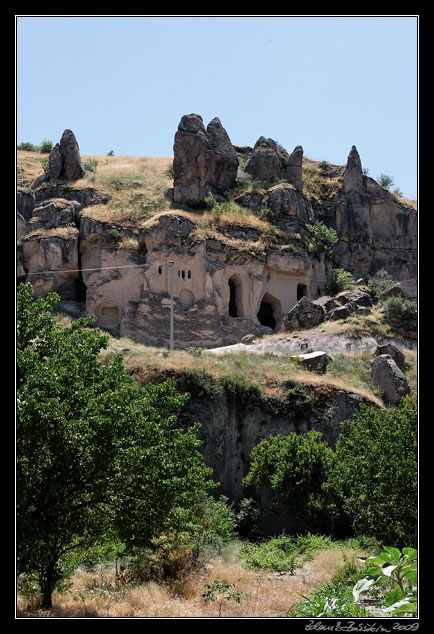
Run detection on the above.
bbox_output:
[325,268,354,295]
[381,297,417,331]
[304,221,338,260]
[242,431,338,533]
[17,141,39,152]
[39,138,54,153]
[329,396,417,548]
[367,269,395,302]
[286,582,371,617]
[241,535,299,573]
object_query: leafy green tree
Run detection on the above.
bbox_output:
[17,283,213,608]
[329,396,417,549]
[242,430,338,532]
[305,221,339,260]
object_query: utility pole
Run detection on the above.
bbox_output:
[169,261,174,351]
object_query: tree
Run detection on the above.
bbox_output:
[242,430,338,533]
[17,283,213,608]
[304,221,339,260]
[377,174,395,190]
[329,396,417,548]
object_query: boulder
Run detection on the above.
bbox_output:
[372,354,410,403]
[233,191,264,211]
[205,117,239,190]
[283,296,325,331]
[291,350,331,372]
[374,344,406,373]
[245,137,282,183]
[173,113,209,207]
[343,145,364,194]
[336,287,373,308]
[327,303,356,321]
[266,185,298,217]
[379,279,417,302]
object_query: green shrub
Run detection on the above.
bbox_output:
[381,297,417,331]
[17,141,38,152]
[325,268,354,295]
[329,396,417,548]
[242,431,338,532]
[286,582,371,618]
[241,535,299,573]
[304,221,338,260]
[39,138,54,153]
[367,269,395,302]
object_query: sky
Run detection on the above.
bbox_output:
[16,15,418,200]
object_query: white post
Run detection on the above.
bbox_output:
[169,261,174,351]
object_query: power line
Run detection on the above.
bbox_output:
[24,263,148,276]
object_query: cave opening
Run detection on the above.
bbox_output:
[228,276,243,317]
[297,283,307,301]
[257,300,276,329]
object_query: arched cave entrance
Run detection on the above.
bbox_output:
[297,283,307,301]
[228,275,243,317]
[257,293,282,331]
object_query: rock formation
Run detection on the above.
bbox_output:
[205,117,239,190]
[17,116,417,348]
[173,114,209,207]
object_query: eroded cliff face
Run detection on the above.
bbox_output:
[173,372,377,534]
[17,123,417,348]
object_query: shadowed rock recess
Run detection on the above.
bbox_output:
[17,119,417,530]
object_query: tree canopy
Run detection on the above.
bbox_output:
[17,283,213,607]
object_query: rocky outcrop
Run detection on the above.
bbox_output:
[286,145,304,190]
[205,117,239,190]
[343,145,364,194]
[173,114,209,207]
[245,137,283,183]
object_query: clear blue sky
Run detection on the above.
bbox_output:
[16,15,418,200]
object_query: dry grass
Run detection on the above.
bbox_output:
[16,548,352,619]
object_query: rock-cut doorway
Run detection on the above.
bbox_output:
[257,292,282,331]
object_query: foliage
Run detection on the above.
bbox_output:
[241,535,299,573]
[367,269,396,302]
[331,552,369,587]
[325,268,354,295]
[304,221,338,260]
[286,582,371,618]
[17,283,213,608]
[17,141,39,152]
[353,546,417,616]
[242,431,338,532]
[202,578,242,616]
[17,139,54,153]
[241,532,336,574]
[39,138,54,153]
[233,497,261,540]
[89,158,99,172]
[377,174,395,190]
[329,396,417,548]
[40,156,49,173]
[381,297,417,331]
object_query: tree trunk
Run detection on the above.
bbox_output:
[39,558,58,609]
